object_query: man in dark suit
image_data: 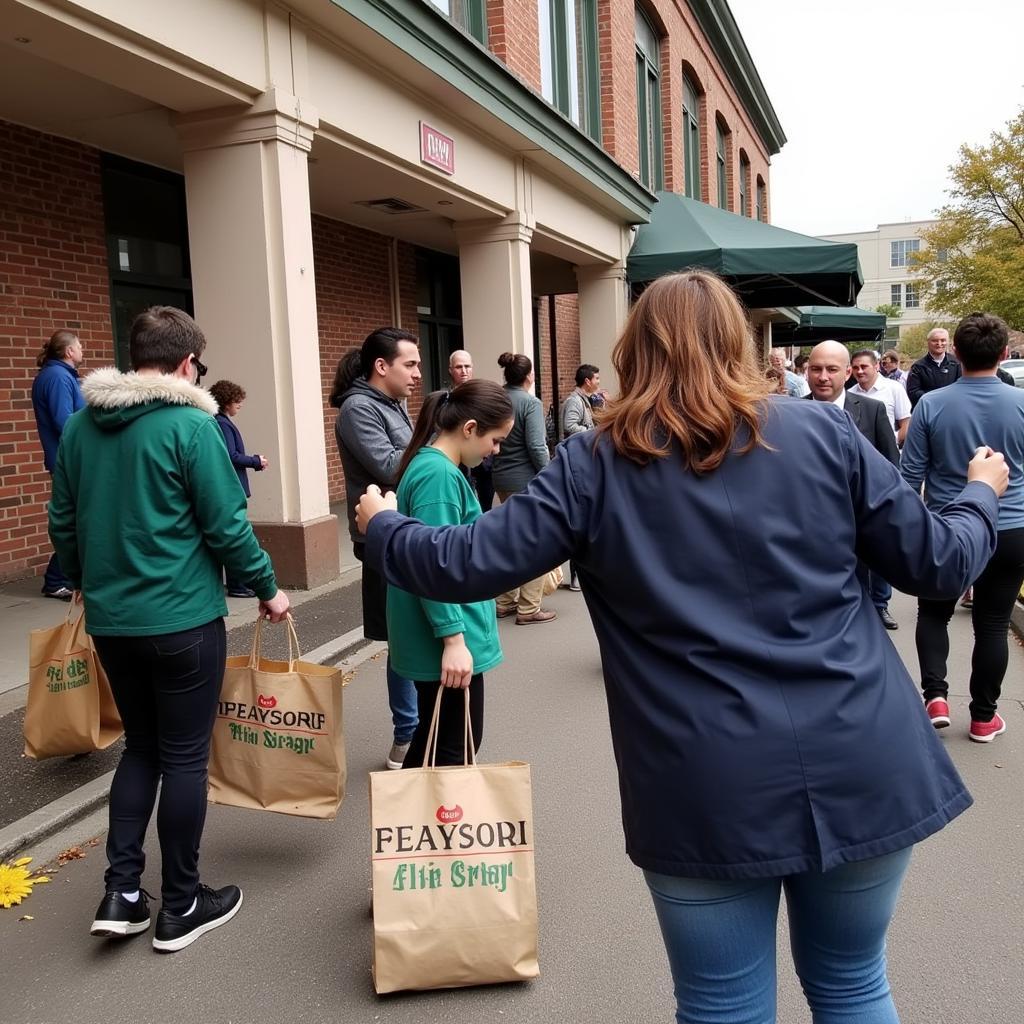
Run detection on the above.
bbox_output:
[806,341,900,628]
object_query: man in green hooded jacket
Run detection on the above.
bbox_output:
[49,306,289,953]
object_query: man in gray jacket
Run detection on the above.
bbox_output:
[329,328,421,769]
[561,364,600,437]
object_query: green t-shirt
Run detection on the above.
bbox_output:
[386,447,503,681]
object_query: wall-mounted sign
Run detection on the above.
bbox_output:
[420,122,455,176]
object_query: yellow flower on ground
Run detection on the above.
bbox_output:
[0,857,50,909]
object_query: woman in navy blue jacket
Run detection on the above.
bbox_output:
[210,380,267,598]
[356,272,1008,1024]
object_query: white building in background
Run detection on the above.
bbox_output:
[821,220,938,345]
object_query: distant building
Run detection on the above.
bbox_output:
[820,221,938,345]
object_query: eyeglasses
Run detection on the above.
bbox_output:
[192,356,208,381]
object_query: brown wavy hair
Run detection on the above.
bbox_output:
[599,271,772,472]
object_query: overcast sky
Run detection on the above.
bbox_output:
[727,0,1024,236]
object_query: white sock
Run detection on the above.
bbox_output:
[182,897,197,916]
[121,890,140,903]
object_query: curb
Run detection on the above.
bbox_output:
[0,629,383,862]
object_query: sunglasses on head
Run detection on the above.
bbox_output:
[191,355,208,381]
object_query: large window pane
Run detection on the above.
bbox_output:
[716,122,728,209]
[635,7,662,191]
[683,74,701,201]
[428,0,486,44]
[540,0,600,141]
[739,155,749,216]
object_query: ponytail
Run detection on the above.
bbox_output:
[329,326,420,408]
[37,329,79,369]
[497,351,532,387]
[396,380,513,483]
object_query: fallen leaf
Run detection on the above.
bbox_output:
[19,915,33,922]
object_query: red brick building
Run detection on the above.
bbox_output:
[0,0,782,585]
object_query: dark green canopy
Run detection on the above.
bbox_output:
[772,306,887,345]
[627,192,864,308]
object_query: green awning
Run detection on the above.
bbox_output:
[627,192,864,308]
[772,306,887,345]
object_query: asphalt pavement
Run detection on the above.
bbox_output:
[1,589,1022,1024]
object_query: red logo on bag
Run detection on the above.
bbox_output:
[257,694,277,709]
[436,804,463,823]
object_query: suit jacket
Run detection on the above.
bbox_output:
[366,399,998,879]
[805,391,899,465]
[215,413,262,498]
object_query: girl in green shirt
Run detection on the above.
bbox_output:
[387,380,514,767]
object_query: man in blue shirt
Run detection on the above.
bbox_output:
[31,329,85,599]
[902,312,1024,742]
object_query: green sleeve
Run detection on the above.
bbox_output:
[184,419,278,600]
[47,440,82,588]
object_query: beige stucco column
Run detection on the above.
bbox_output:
[576,261,630,395]
[177,89,339,588]
[455,217,534,383]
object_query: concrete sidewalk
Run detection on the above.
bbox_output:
[1,589,1022,1024]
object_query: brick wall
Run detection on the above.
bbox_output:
[0,121,114,583]
[487,0,542,93]
[535,293,581,427]
[312,215,420,504]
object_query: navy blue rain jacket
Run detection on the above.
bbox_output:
[365,397,998,880]
[32,360,84,472]
[215,413,262,498]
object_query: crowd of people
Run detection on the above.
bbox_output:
[30,274,1023,1021]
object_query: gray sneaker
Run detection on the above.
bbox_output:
[386,741,411,770]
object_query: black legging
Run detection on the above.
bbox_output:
[403,675,484,769]
[94,618,226,913]
[916,527,1024,721]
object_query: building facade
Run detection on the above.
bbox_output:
[820,220,938,344]
[0,0,781,585]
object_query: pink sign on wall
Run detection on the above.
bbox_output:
[420,122,455,175]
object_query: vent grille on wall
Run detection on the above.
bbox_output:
[354,197,427,215]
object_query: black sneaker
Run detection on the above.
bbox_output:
[90,890,152,938]
[152,884,243,953]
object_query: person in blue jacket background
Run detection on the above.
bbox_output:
[31,328,85,599]
[209,379,268,598]
[356,271,1008,1024]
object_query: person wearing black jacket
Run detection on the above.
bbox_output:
[907,328,961,407]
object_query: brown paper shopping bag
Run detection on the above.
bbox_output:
[24,605,122,759]
[208,617,345,819]
[370,689,540,994]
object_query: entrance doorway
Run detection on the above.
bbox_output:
[415,248,463,391]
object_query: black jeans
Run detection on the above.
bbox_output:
[94,618,226,912]
[916,528,1024,721]
[403,675,484,769]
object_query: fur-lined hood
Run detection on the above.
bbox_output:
[81,367,218,430]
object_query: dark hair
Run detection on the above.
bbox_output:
[881,349,901,364]
[575,363,600,387]
[850,349,878,364]
[793,354,809,370]
[130,306,206,373]
[37,329,79,369]
[953,312,1009,371]
[329,327,419,407]
[498,351,532,387]
[209,380,246,411]
[396,380,514,483]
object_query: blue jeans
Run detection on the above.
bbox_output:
[43,550,71,593]
[387,657,418,744]
[645,846,913,1024]
[868,572,892,611]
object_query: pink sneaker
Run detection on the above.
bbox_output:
[969,713,1006,743]
[925,698,951,729]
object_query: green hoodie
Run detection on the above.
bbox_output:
[386,447,503,681]
[49,368,277,636]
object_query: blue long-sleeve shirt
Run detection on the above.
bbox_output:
[902,375,1024,531]
[32,360,84,471]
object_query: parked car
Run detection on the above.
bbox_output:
[999,358,1024,387]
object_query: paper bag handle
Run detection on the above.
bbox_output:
[421,687,477,769]
[248,615,301,670]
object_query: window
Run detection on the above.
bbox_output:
[682,72,701,200]
[738,152,749,216]
[715,120,728,209]
[890,284,903,308]
[890,238,921,268]
[755,177,766,222]
[416,249,464,392]
[539,0,601,141]
[427,0,486,44]
[635,7,663,191]
[905,282,920,309]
